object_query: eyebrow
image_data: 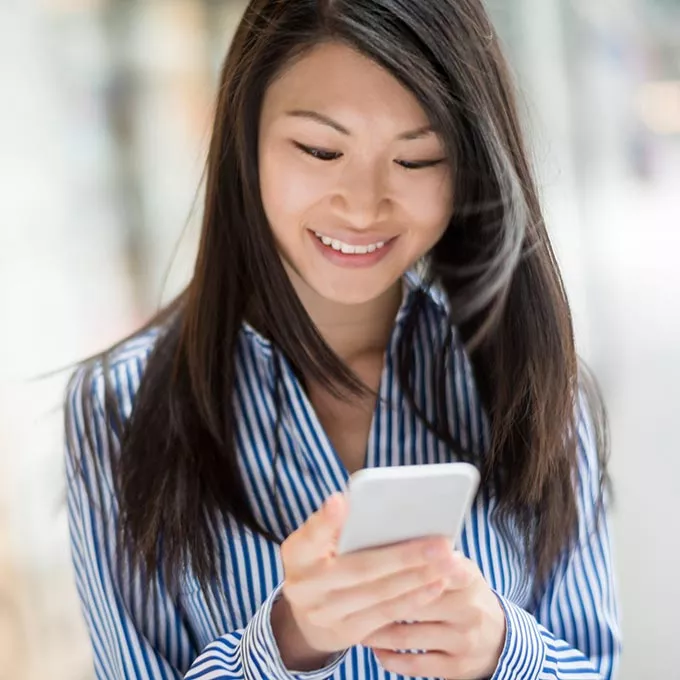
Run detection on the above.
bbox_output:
[285,109,435,141]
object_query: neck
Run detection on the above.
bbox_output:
[289,273,403,364]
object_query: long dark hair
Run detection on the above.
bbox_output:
[67,0,608,595]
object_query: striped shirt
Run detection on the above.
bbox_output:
[65,274,621,680]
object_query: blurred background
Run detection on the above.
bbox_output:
[0,0,678,678]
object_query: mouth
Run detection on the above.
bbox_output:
[312,231,391,255]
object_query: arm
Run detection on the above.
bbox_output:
[492,393,621,680]
[65,365,346,680]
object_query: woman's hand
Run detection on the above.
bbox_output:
[271,493,459,671]
[362,552,506,680]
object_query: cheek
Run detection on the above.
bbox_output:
[260,146,329,230]
[404,174,454,237]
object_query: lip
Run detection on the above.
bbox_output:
[308,230,396,268]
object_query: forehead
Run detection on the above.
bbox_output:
[262,41,430,131]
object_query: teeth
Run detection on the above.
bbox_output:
[314,231,387,255]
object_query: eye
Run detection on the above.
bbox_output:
[293,142,342,162]
[396,159,446,170]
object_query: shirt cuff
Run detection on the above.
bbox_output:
[490,593,547,680]
[242,582,349,680]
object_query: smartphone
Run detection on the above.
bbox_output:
[336,462,480,555]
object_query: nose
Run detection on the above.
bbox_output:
[331,162,391,228]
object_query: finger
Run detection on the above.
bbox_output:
[373,649,453,679]
[363,621,453,653]
[331,537,453,590]
[342,578,446,635]
[410,587,466,624]
[284,493,348,570]
[440,552,478,591]
[312,558,455,620]
[412,580,492,628]
[390,552,475,623]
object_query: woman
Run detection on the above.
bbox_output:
[65,0,621,678]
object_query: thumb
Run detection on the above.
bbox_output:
[323,492,349,542]
[295,493,348,567]
[314,492,348,542]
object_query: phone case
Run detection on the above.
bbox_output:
[336,463,480,554]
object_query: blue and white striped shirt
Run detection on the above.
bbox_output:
[65,275,621,680]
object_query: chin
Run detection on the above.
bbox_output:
[306,269,401,307]
[282,248,406,308]
[316,286,383,306]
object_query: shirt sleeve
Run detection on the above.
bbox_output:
[490,392,622,680]
[65,365,346,680]
[183,583,346,679]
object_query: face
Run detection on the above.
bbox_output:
[258,41,454,307]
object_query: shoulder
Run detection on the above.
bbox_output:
[67,328,161,417]
[64,327,163,475]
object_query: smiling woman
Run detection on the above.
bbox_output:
[259,43,453,306]
[63,1,620,679]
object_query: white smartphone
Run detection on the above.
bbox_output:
[336,463,480,555]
